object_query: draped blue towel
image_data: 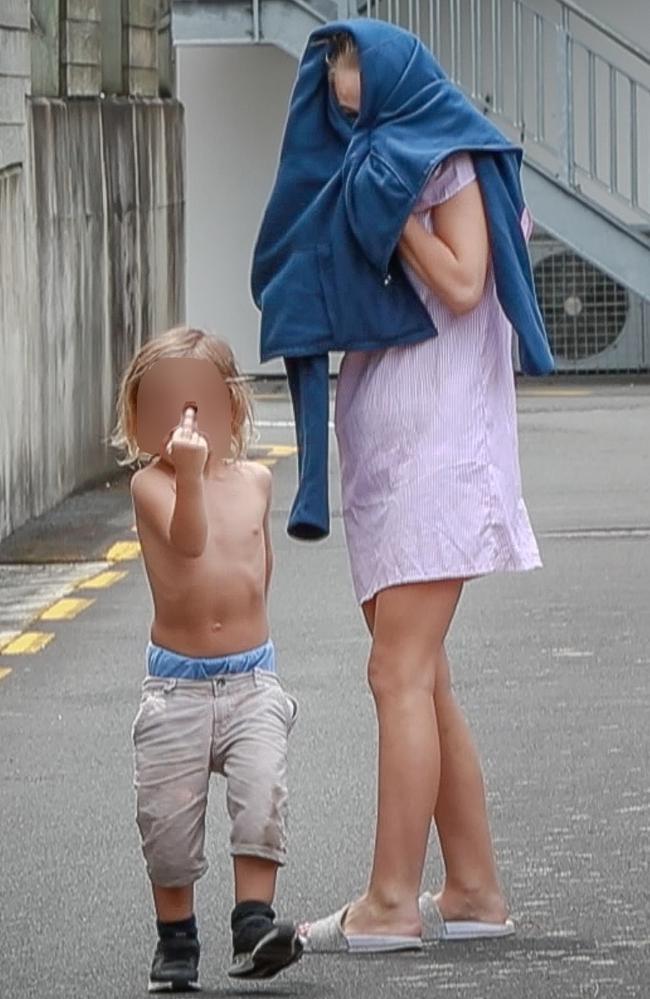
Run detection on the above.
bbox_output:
[252,19,554,541]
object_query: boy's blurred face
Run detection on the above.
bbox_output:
[136,358,232,460]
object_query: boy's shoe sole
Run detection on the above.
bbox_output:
[148,978,201,993]
[228,922,303,980]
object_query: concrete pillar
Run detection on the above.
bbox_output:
[122,0,159,97]
[100,0,122,94]
[0,0,30,168]
[30,0,60,97]
[60,0,102,97]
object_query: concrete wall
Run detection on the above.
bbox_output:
[0,0,29,167]
[178,44,294,374]
[3,0,176,147]
[0,167,37,536]
[0,99,185,542]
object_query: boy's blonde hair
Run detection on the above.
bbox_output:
[112,326,253,465]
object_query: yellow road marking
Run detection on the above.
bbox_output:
[3,632,54,655]
[265,445,297,457]
[78,570,128,590]
[256,458,277,467]
[519,389,591,397]
[40,597,95,621]
[106,540,141,561]
[0,667,12,682]
[0,631,19,651]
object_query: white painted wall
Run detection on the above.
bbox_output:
[178,44,296,375]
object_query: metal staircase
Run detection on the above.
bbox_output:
[173,0,650,366]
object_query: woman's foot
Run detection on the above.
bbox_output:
[298,901,423,954]
[430,886,509,925]
[336,894,421,939]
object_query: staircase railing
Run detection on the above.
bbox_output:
[361,0,650,227]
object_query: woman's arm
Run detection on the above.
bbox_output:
[398,179,490,315]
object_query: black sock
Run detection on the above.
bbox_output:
[231,901,276,954]
[231,900,276,930]
[157,914,198,941]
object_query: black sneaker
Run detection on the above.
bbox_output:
[228,902,303,980]
[148,935,201,993]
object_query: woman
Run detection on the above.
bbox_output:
[253,23,551,952]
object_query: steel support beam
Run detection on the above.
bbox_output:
[523,162,650,302]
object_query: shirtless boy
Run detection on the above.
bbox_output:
[113,326,302,992]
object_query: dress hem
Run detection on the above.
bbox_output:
[355,558,542,606]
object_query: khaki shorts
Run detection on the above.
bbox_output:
[132,670,297,888]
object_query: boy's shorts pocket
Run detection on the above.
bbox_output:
[131,692,165,745]
[285,694,299,734]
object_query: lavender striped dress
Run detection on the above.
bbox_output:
[335,153,542,606]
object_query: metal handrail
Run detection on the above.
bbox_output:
[557,0,650,64]
[362,0,650,224]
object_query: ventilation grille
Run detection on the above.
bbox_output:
[533,251,629,360]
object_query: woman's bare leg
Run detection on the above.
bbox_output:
[343,579,463,937]
[361,601,508,925]
[432,648,508,922]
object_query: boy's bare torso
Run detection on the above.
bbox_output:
[132,459,272,658]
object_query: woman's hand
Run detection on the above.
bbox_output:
[398,180,489,315]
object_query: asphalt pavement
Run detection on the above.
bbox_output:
[1,381,649,999]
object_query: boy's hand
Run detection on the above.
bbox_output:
[166,406,209,478]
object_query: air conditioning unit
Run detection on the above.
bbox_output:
[529,235,650,372]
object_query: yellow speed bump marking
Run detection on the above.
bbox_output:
[2,632,54,655]
[105,540,141,562]
[40,597,95,621]
[78,570,128,590]
[0,667,12,682]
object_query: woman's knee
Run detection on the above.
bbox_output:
[367,639,436,700]
[367,582,462,700]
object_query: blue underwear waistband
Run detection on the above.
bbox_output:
[147,640,276,679]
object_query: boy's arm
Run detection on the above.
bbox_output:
[169,472,208,558]
[132,406,209,559]
[260,466,274,598]
[131,468,208,559]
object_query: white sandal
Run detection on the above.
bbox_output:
[419,892,516,941]
[301,906,423,954]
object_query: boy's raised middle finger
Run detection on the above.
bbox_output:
[180,405,197,437]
